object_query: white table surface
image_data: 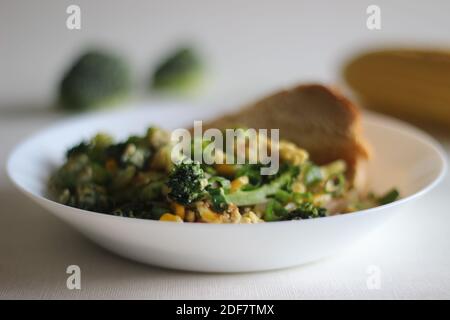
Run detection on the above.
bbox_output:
[1,0,450,299]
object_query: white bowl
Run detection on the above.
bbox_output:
[6,105,447,272]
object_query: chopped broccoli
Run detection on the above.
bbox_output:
[146,127,170,149]
[206,176,231,211]
[264,199,288,221]
[321,160,346,179]
[59,50,131,110]
[66,133,114,164]
[207,187,229,212]
[66,141,90,158]
[378,188,400,205]
[73,183,111,213]
[167,160,208,205]
[303,164,323,186]
[91,133,114,149]
[274,189,292,203]
[207,176,231,190]
[111,165,136,189]
[324,173,346,195]
[112,201,168,220]
[224,166,299,206]
[263,199,327,222]
[235,164,264,187]
[282,202,327,220]
[151,47,203,94]
[50,154,92,189]
[105,141,151,169]
[120,143,150,169]
[140,180,165,201]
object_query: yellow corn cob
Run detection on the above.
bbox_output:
[343,49,450,126]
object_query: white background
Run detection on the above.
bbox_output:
[1,0,449,299]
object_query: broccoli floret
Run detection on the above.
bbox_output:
[151,47,203,94]
[167,160,208,205]
[59,50,131,110]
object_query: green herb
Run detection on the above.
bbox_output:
[378,188,400,205]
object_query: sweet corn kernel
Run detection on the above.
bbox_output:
[227,204,241,223]
[185,210,196,222]
[313,194,332,207]
[214,164,235,176]
[159,213,183,222]
[171,202,185,219]
[278,140,309,165]
[292,181,306,193]
[200,210,222,223]
[196,203,223,223]
[241,217,252,223]
[241,211,263,223]
[230,176,249,192]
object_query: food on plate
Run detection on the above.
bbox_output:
[344,48,450,126]
[151,47,203,94]
[48,84,399,223]
[59,50,132,111]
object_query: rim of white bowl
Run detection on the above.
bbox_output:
[6,106,448,228]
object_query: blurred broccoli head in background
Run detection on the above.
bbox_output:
[151,47,203,94]
[59,50,131,111]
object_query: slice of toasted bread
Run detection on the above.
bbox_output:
[201,84,370,184]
